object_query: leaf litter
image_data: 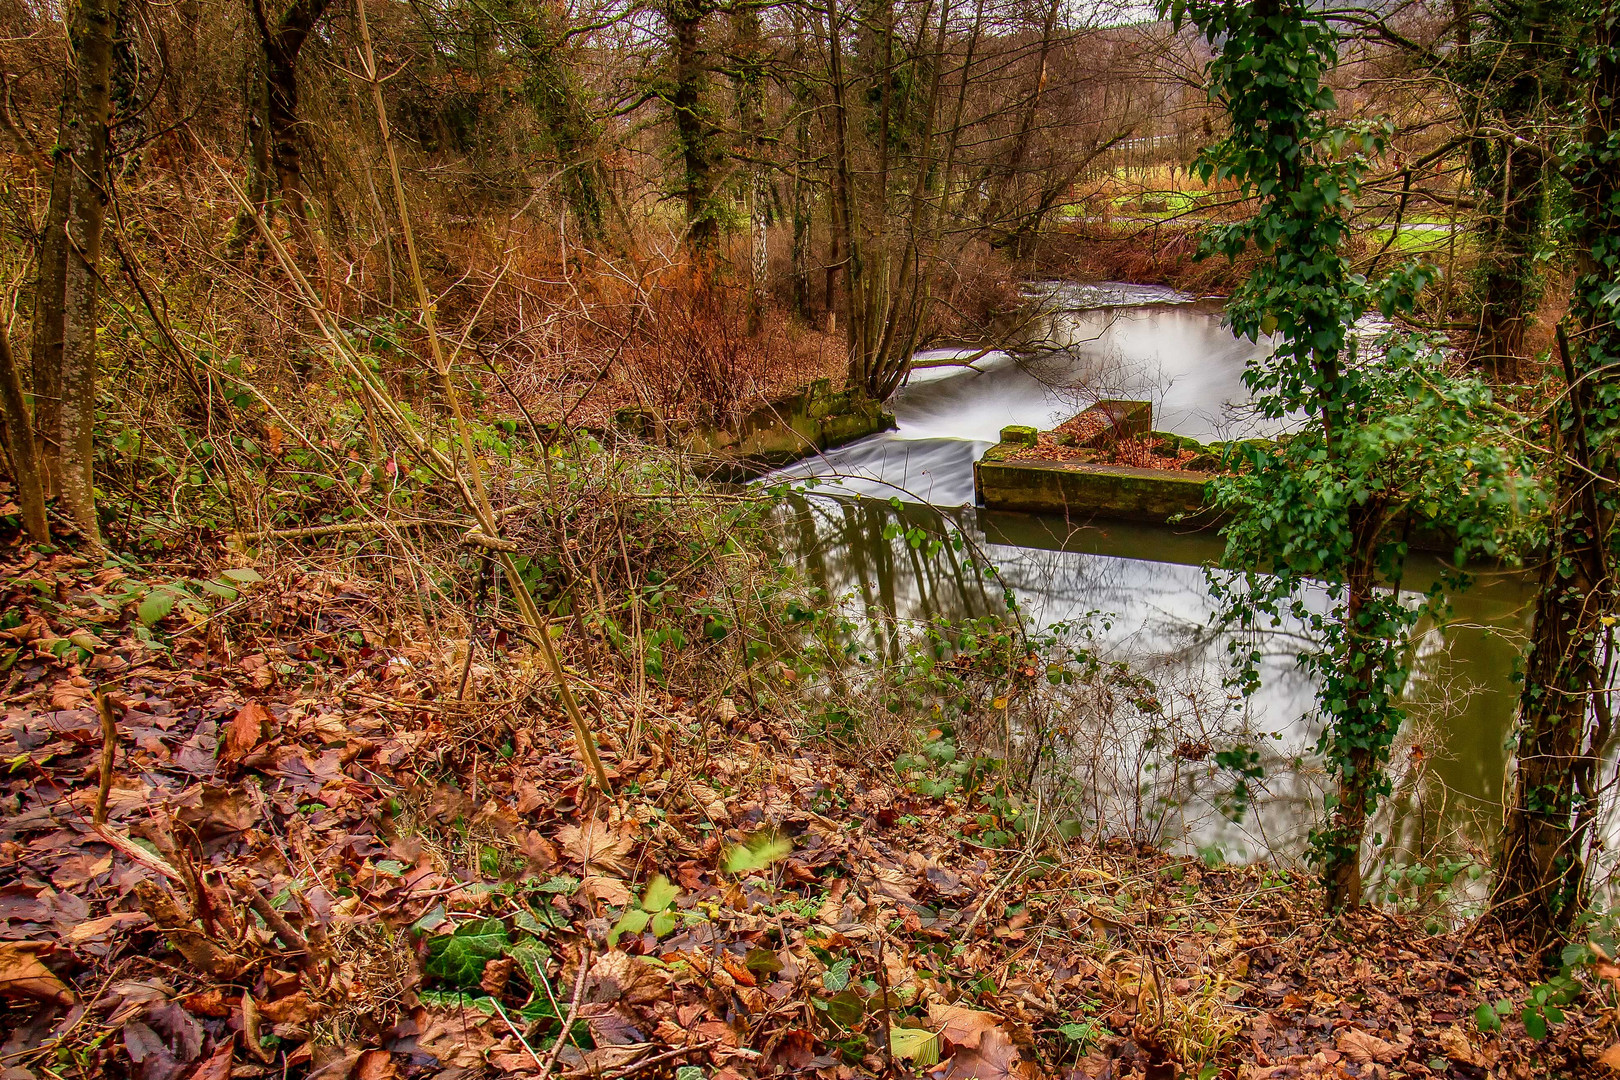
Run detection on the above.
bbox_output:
[0,543,1616,1080]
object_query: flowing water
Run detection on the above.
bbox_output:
[767,283,1532,871]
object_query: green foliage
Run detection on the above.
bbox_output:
[608,873,683,947]
[1172,0,1538,903]
[722,831,793,875]
[423,917,510,988]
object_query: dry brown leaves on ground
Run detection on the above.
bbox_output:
[0,542,1615,1080]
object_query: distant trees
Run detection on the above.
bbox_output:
[246,0,334,227]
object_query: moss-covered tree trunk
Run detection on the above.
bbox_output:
[53,0,122,544]
[0,322,47,542]
[29,143,68,500]
[1498,0,1620,944]
[664,0,722,250]
[247,0,333,227]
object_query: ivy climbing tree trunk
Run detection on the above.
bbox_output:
[1498,0,1620,946]
[1464,0,1581,384]
[1177,0,1526,912]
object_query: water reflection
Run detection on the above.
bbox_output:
[763,290,1532,872]
[773,494,1531,867]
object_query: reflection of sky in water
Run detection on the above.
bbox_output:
[764,292,1533,870]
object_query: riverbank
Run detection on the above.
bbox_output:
[4,515,1612,1080]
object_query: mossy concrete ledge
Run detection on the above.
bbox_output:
[975,447,1220,526]
[615,379,896,480]
[976,399,1221,526]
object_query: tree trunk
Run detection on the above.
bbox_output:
[248,0,333,227]
[1497,3,1619,947]
[56,0,122,544]
[29,152,68,500]
[1321,509,1390,910]
[1476,140,1543,384]
[665,0,720,250]
[0,321,48,542]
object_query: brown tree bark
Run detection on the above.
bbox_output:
[51,0,123,544]
[30,154,69,499]
[663,0,720,250]
[247,0,334,225]
[1497,7,1619,946]
[0,321,48,542]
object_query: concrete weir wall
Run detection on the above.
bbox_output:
[616,379,896,480]
[974,401,1469,554]
[974,399,1223,527]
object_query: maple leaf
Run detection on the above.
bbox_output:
[1336,1027,1400,1065]
[556,819,632,872]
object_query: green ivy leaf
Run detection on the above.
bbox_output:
[424,918,510,988]
[822,957,854,992]
[507,938,551,990]
[411,904,448,934]
[417,990,500,1014]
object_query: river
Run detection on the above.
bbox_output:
[765,283,1531,882]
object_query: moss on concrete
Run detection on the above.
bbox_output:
[975,456,1220,525]
[616,380,896,480]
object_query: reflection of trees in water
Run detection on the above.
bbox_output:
[776,495,1003,663]
[771,491,1525,869]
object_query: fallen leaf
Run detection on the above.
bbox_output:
[222,702,271,762]
[355,1049,401,1080]
[579,875,632,907]
[1438,1024,1483,1068]
[0,941,75,1006]
[190,1044,234,1080]
[943,1024,1030,1080]
[928,1002,1002,1049]
[687,781,731,823]
[890,1026,943,1066]
[67,911,150,944]
[556,819,632,873]
[1336,1027,1399,1065]
[585,951,667,1006]
[257,992,318,1024]
[480,956,514,996]
[1602,1042,1620,1072]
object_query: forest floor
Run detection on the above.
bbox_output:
[2,536,1616,1080]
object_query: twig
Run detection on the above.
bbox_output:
[538,951,591,1080]
[600,1040,724,1080]
[233,875,312,960]
[491,998,547,1071]
[93,690,117,825]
